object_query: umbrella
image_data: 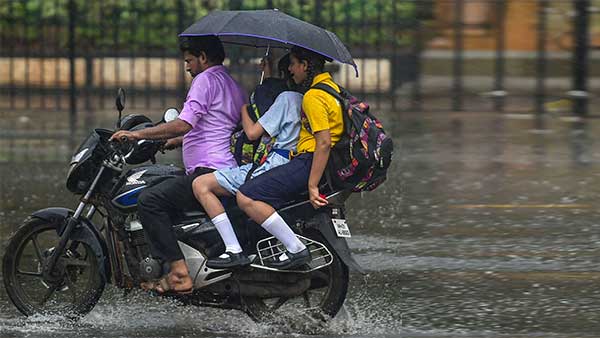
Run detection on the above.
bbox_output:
[180,9,359,77]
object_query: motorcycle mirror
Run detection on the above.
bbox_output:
[116,88,126,128]
[163,108,179,123]
[116,88,126,112]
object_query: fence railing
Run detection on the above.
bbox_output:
[0,0,598,160]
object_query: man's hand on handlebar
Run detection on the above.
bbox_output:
[110,130,141,143]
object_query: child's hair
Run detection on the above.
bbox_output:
[277,53,291,79]
[290,46,326,92]
[276,53,298,91]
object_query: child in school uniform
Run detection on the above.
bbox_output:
[192,54,304,268]
[234,46,344,269]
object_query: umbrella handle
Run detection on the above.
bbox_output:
[259,45,271,85]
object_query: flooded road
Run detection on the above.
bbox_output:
[1,111,600,338]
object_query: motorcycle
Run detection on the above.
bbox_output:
[2,89,364,321]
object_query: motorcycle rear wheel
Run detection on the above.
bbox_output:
[2,217,105,318]
[242,230,349,322]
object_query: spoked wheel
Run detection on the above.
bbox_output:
[2,217,105,318]
[242,231,349,323]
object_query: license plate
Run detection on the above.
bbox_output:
[332,218,351,238]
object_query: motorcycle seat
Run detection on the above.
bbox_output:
[276,184,350,211]
[179,210,206,220]
[173,184,348,224]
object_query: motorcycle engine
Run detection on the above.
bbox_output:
[125,217,149,255]
[139,257,163,281]
[123,216,164,281]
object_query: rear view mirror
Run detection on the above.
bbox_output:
[116,88,126,129]
[163,108,179,123]
[116,88,126,112]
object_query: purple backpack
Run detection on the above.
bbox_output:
[312,83,393,192]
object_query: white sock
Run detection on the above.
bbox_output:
[261,212,306,254]
[212,213,242,254]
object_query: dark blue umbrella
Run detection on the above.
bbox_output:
[180,9,359,77]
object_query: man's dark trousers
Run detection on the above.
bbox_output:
[137,167,214,262]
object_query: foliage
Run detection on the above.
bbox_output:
[0,0,425,54]
[240,0,422,48]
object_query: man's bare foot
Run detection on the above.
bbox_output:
[154,259,193,294]
[138,260,193,294]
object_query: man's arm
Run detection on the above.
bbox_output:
[163,136,184,150]
[110,119,192,142]
[241,104,265,141]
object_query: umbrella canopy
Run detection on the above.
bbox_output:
[180,9,359,77]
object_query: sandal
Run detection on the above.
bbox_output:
[140,274,193,295]
[155,276,193,295]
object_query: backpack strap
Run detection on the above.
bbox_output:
[311,83,354,133]
[311,83,349,192]
[311,83,345,106]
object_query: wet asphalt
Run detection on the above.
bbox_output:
[1,110,600,338]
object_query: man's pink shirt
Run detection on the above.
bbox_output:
[178,65,246,174]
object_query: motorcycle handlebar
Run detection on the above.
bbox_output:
[108,137,167,164]
[108,138,133,156]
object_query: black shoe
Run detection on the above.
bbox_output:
[206,251,251,269]
[268,247,311,270]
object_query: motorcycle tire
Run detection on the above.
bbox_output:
[2,217,106,318]
[242,229,349,322]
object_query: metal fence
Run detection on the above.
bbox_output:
[0,0,599,160]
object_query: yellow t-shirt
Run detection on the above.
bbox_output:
[296,72,344,153]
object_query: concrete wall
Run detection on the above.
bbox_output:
[0,57,182,89]
[0,57,392,92]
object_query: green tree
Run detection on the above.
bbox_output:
[0,0,424,54]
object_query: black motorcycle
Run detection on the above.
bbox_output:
[2,89,363,321]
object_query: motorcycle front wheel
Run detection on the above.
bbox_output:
[2,217,106,318]
[242,229,349,323]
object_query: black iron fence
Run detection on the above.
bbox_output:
[0,0,599,160]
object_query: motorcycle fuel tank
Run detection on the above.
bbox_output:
[111,164,185,211]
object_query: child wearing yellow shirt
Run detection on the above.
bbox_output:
[235,46,343,269]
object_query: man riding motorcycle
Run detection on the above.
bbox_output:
[110,35,246,294]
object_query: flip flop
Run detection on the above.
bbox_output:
[154,276,193,295]
[140,275,193,295]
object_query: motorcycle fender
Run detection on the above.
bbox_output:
[308,212,366,274]
[31,207,111,283]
